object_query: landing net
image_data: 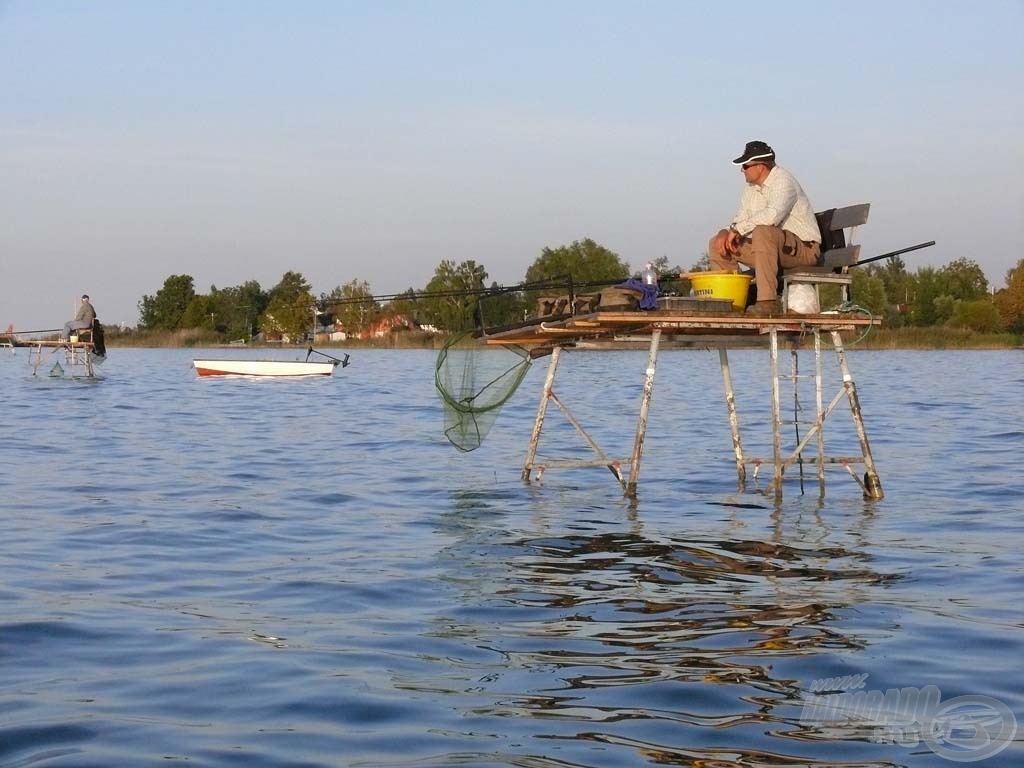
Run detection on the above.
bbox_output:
[435,332,532,452]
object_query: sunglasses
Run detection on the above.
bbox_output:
[741,163,763,171]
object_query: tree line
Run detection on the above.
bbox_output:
[136,238,630,340]
[851,256,1023,333]
[136,240,1024,340]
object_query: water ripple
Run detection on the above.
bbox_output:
[0,349,1021,766]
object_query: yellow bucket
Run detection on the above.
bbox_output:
[690,272,752,311]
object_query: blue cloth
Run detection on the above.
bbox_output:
[616,278,659,310]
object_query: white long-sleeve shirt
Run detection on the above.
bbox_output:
[731,165,820,243]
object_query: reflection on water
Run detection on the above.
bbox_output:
[425,489,914,767]
[1,349,1022,767]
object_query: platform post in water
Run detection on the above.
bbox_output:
[522,343,627,490]
[814,330,826,495]
[718,348,746,491]
[486,307,884,499]
[522,346,561,482]
[626,329,661,498]
[830,330,884,499]
[768,329,784,498]
[27,339,99,378]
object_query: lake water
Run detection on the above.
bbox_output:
[1,346,1021,767]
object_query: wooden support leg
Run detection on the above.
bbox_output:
[790,345,805,495]
[626,329,661,498]
[769,329,784,498]
[829,331,883,500]
[719,348,746,490]
[814,330,826,496]
[522,345,561,481]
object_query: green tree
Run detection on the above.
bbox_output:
[850,270,888,316]
[939,257,988,300]
[908,267,948,326]
[213,280,269,340]
[322,279,379,335]
[388,288,427,328]
[689,252,710,272]
[865,256,910,306]
[180,294,218,330]
[262,271,315,341]
[949,299,1002,332]
[477,281,529,330]
[645,254,688,280]
[422,259,488,332]
[933,294,956,325]
[138,274,196,330]
[524,238,629,289]
[864,256,912,328]
[993,258,1024,333]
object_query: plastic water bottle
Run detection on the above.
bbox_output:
[641,262,658,287]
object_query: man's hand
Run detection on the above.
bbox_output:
[724,228,740,255]
[712,228,737,262]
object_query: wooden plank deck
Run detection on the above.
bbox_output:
[5,338,97,350]
[483,309,879,346]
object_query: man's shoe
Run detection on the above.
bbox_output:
[746,299,781,317]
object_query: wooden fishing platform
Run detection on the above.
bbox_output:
[5,337,106,378]
[484,308,884,500]
[484,308,877,345]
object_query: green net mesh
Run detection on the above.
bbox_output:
[435,332,533,452]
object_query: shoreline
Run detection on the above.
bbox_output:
[72,323,1021,353]
[101,334,1022,352]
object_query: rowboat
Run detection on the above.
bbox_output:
[193,349,350,378]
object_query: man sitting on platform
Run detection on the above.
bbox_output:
[62,294,96,341]
[707,141,821,316]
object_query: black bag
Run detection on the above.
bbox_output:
[815,208,845,255]
[93,320,106,357]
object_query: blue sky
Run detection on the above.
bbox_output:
[2,0,1021,330]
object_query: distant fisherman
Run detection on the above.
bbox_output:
[62,294,96,341]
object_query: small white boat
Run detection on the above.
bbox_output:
[193,349,350,378]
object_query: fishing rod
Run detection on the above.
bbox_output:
[848,240,936,268]
[316,275,627,307]
[2,327,61,336]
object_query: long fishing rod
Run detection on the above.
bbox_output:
[848,240,936,268]
[319,277,577,305]
[2,327,61,336]
[318,274,642,308]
